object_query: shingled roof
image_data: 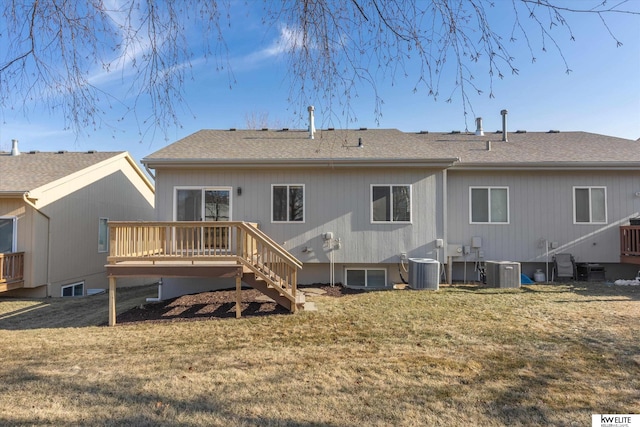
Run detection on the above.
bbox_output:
[0,151,127,193]
[142,128,640,170]
[142,129,459,167]
[412,130,640,169]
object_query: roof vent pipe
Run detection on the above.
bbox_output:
[307,105,315,140]
[11,139,20,156]
[475,117,484,136]
[500,109,508,142]
[358,137,363,148]
[486,141,491,151]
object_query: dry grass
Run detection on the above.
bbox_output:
[0,282,638,426]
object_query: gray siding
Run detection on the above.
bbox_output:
[155,167,446,265]
[447,170,639,264]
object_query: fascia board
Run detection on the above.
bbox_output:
[31,152,154,196]
[452,162,640,171]
[0,191,28,198]
[142,158,460,169]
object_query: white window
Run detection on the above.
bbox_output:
[345,268,387,288]
[98,218,109,253]
[470,187,509,224]
[371,185,411,223]
[0,217,17,253]
[61,282,84,297]
[574,187,607,224]
[175,187,231,221]
[272,184,304,222]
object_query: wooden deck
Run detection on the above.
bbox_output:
[105,221,303,325]
[0,252,25,292]
[620,225,640,265]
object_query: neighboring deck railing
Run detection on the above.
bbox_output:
[0,252,25,286]
[108,221,302,297]
[620,226,640,264]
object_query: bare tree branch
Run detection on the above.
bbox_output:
[0,0,637,140]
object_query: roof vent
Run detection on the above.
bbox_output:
[56,150,68,154]
[308,106,316,139]
[515,130,527,134]
[357,137,363,148]
[451,130,461,134]
[87,150,97,153]
[475,117,484,136]
[418,130,429,134]
[261,128,268,131]
[327,127,335,131]
[29,150,40,154]
[500,109,508,142]
[281,128,289,131]
[10,139,20,156]
[359,127,367,131]
[548,130,560,133]
[229,128,236,131]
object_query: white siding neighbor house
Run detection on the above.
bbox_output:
[103,112,640,321]
[0,141,155,298]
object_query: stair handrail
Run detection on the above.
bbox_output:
[237,222,303,269]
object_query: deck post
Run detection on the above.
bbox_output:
[108,277,117,326]
[236,269,242,319]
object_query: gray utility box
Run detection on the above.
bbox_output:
[485,261,521,288]
[408,258,440,290]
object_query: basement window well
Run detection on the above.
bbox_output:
[345,268,387,288]
[61,282,84,297]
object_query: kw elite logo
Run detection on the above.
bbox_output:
[592,414,639,427]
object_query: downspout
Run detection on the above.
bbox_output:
[442,169,450,284]
[22,193,52,297]
[144,164,156,181]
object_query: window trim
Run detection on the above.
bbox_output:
[469,186,510,224]
[61,281,84,297]
[370,184,412,224]
[345,268,388,288]
[0,216,17,253]
[271,184,305,223]
[573,186,607,224]
[98,217,109,253]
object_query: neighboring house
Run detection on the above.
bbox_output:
[107,114,639,307]
[0,142,155,297]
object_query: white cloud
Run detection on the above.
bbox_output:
[235,25,305,69]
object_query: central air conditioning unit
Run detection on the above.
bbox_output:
[485,261,521,288]
[408,258,440,290]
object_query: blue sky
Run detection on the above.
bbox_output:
[1,1,639,164]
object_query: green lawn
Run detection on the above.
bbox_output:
[0,282,638,426]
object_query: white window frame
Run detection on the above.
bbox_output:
[173,186,233,221]
[345,268,388,288]
[0,216,17,253]
[370,184,412,224]
[271,184,305,223]
[469,186,510,224]
[573,186,607,224]
[98,217,109,253]
[61,281,84,297]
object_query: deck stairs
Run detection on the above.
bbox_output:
[241,265,306,312]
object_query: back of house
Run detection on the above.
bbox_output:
[140,117,640,297]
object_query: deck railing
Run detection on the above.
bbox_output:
[0,252,25,285]
[108,221,302,295]
[620,225,640,261]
